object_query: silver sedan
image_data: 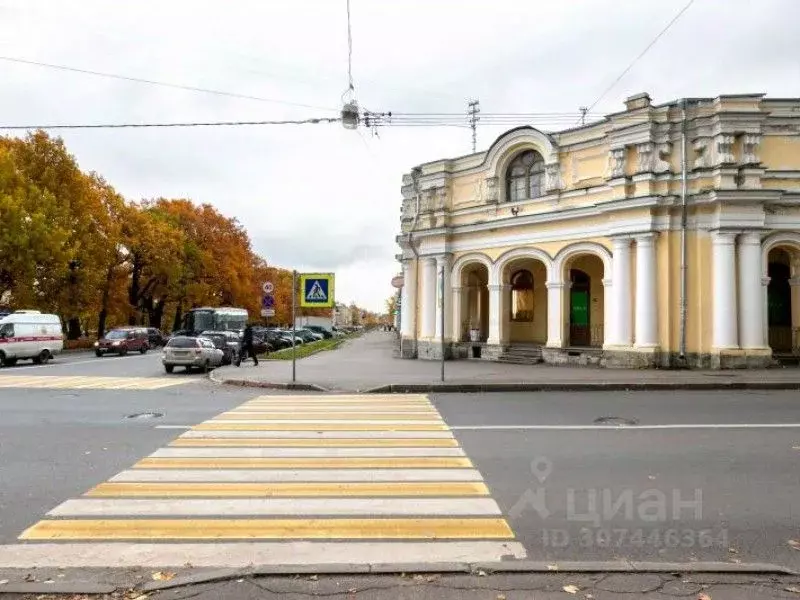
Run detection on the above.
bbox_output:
[162,336,225,373]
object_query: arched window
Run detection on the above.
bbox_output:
[506,150,545,202]
[511,269,534,321]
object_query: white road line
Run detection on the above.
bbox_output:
[110,468,484,482]
[150,447,466,458]
[48,497,501,517]
[0,541,527,568]
[175,430,455,439]
[450,423,800,430]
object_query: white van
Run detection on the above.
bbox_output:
[0,311,64,366]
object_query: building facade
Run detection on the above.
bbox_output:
[396,93,800,368]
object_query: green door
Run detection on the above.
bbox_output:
[570,290,590,346]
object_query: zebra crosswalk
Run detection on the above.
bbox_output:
[0,375,194,390]
[6,394,526,568]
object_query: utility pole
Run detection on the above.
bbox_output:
[467,99,480,152]
[579,106,588,125]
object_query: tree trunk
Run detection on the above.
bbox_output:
[149,297,166,329]
[67,317,82,340]
[97,265,115,338]
[172,301,183,333]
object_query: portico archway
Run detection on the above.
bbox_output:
[502,257,548,344]
[563,254,605,347]
[461,263,489,342]
[767,247,798,353]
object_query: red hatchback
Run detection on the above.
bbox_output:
[95,328,149,356]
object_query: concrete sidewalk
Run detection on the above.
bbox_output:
[211,331,800,393]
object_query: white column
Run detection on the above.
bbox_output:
[435,255,451,340]
[400,261,416,338]
[634,233,659,348]
[420,257,437,339]
[737,231,765,349]
[545,281,564,347]
[487,284,504,345]
[712,231,739,349]
[608,237,633,346]
[451,286,463,342]
[602,278,612,346]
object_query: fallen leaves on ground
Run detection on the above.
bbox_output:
[788,539,800,551]
[698,593,712,600]
[563,584,580,594]
[497,594,507,600]
[546,564,559,571]
[150,571,175,581]
[785,586,800,594]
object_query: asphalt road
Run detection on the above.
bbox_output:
[0,355,798,574]
[434,391,800,570]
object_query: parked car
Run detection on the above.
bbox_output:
[95,327,149,356]
[275,329,305,345]
[146,328,165,348]
[0,311,64,366]
[253,328,292,350]
[295,329,321,343]
[162,336,224,373]
[303,325,333,339]
[200,330,241,365]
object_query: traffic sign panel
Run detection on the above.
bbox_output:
[262,281,274,294]
[299,273,335,308]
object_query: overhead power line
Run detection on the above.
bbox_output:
[0,55,337,112]
[0,117,341,131]
[585,0,696,113]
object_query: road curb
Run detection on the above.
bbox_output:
[208,370,327,392]
[208,374,800,394]
[2,560,795,595]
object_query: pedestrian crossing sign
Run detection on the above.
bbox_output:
[299,273,335,308]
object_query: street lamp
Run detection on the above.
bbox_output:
[341,101,360,130]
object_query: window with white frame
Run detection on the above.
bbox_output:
[506,150,545,202]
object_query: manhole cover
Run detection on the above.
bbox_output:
[594,416,638,426]
[125,412,163,419]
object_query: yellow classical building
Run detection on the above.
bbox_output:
[396,93,800,368]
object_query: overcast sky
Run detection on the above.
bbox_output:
[1,0,798,311]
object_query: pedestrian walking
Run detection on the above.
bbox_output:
[235,324,259,367]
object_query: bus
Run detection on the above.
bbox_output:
[178,307,249,336]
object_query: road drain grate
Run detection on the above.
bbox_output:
[593,416,638,426]
[126,412,164,419]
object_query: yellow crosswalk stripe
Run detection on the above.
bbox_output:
[169,437,460,447]
[85,481,490,497]
[0,376,191,390]
[214,413,443,421]
[21,517,513,540]
[193,422,449,431]
[133,456,473,469]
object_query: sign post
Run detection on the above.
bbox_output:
[291,270,297,383]
[439,266,445,382]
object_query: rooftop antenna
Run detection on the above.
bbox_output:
[467,99,480,152]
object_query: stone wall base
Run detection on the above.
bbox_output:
[395,337,418,359]
[416,340,453,360]
[541,347,603,366]
[603,349,775,369]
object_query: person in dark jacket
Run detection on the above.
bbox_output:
[236,324,259,366]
